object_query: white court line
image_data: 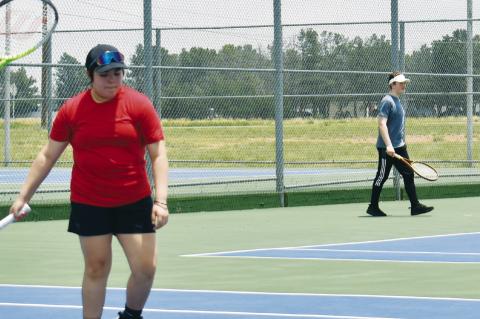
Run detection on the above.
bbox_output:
[286,232,480,249]
[0,303,82,310]
[0,303,399,319]
[1,284,480,302]
[183,254,480,264]
[183,232,480,257]
[286,249,480,256]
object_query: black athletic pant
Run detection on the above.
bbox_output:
[370,145,419,207]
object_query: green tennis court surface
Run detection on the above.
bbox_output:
[0,197,479,318]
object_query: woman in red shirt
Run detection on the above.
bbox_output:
[9,44,168,319]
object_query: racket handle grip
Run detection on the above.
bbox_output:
[0,214,15,230]
[16,204,31,219]
[0,204,31,230]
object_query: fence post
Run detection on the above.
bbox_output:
[273,0,285,207]
[3,3,11,167]
[399,22,405,73]
[144,0,155,188]
[154,29,162,116]
[391,0,402,200]
[41,2,53,131]
[467,0,474,167]
[45,36,53,132]
[3,69,11,166]
[2,70,11,167]
[391,0,399,70]
[400,22,407,130]
[143,0,153,100]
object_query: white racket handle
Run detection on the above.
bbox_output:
[0,214,14,230]
[0,204,31,230]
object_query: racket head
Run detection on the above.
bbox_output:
[394,153,438,181]
[410,162,439,181]
[0,0,58,65]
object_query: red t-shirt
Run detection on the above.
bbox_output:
[50,86,164,207]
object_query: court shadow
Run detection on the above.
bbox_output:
[358,215,432,218]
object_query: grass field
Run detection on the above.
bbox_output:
[0,117,479,166]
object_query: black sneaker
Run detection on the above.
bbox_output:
[117,312,143,319]
[411,203,434,216]
[366,204,387,217]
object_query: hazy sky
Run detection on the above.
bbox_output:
[56,0,474,29]
[9,1,480,65]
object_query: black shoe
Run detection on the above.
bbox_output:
[366,204,387,217]
[411,203,434,216]
[117,312,143,319]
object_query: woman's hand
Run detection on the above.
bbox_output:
[152,203,169,229]
[9,200,30,221]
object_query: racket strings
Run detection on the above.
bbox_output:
[1,0,56,58]
[411,162,438,180]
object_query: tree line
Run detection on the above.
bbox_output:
[1,28,479,119]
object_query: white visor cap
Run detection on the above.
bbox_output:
[389,74,410,85]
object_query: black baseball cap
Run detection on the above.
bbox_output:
[85,44,126,73]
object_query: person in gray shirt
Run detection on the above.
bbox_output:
[367,72,433,217]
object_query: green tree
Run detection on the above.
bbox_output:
[0,67,39,118]
[125,43,180,117]
[405,44,436,116]
[294,29,351,118]
[126,43,273,119]
[11,67,39,117]
[125,43,147,92]
[55,53,89,109]
[207,44,273,118]
[295,29,325,117]
[346,34,391,117]
[125,44,178,92]
[431,29,468,116]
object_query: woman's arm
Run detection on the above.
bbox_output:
[147,140,169,229]
[378,116,395,157]
[10,139,69,215]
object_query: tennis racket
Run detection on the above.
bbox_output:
[0,0,58,69]
[393,153,439,181]
[0,203,31,230]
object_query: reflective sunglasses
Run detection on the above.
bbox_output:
[91,51,124,67]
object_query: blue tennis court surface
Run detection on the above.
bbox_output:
[0,168,374,184]
[188,232,480,263]
[1,285,480,319]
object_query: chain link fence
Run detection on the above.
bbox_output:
[1,1,479,208]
